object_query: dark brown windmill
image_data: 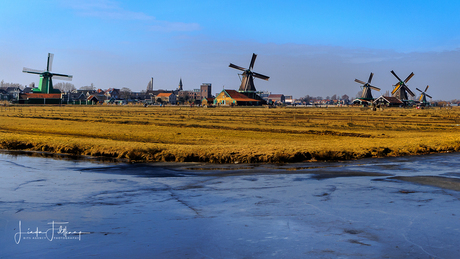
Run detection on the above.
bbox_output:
[416,85,432,105]
[391,70,415,101]
[229,53,269,92]
[354,72,380,100]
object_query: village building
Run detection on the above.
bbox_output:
[175,83,213,104]
[1,86,22,101]
[177,89,201,102]
[22,87,34,94]
[146,89,174,96]
[201,97,215,106]
[72,89,97,96]
[257,91,271,99]
[0,89,8,101]
[267,94,285,105]
[128,91,150,103]
[156,92,177,104]
[214,89,263,106]
[66,92,87,104]
[284,95,293,105]
[200,83,212,99]
[373,96,404,107]
[89,92,107,103]
[104,88,120,99]
[87,95,99,105]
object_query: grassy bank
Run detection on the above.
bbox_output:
[1,105,460,163]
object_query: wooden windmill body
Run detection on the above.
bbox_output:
[229,53,269,93]
[416,85,432,106]
[391,70,415,101]
[354,72,380,100]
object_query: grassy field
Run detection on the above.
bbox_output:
[1,104,460,163]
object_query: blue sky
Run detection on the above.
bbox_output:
[1,0,460,100]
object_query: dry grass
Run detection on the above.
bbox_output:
[1,105,460,163]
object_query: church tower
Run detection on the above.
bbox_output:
[178,78,183,91]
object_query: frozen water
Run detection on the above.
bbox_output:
[0,152,459,258]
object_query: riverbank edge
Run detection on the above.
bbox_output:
[1,139,460,164]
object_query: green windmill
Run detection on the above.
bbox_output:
[22,53,73,94]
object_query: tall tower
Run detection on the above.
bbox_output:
[178,78,183,91]
[147,77,154,91]
[200,83,212,99]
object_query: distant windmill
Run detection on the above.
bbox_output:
[23,53,73,94]
[416,85,432,105]
[390,70,415,101]
[354,72,380,100]
[229,53,269,92]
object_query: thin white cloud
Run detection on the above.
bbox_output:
[66,0,200,32]
[67,0,153,21]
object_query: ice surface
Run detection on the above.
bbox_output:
[0,152,459,258]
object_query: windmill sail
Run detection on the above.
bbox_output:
[391,70,414,101]
[416,85,432,104]
[22,53,72,94]
[229,53,270,92]
[47,53,54,72]
[354,72,380,100]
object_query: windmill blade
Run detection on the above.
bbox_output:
[419,95,423,101]
[47,53,54,72]
[354,79,367,85]
[404,72,414,83]
[53,75,73,81]
[253,72,270,81]
[416,87,423,93]
[229,63,246,72]
[425,94,433,99]
[23,67,44,74]
[367,72,374,83]
[424,85,429,92]
[392,83,401,95]
[249,53,257,70]
[52,73,73,78]
[391,70,403,82]
[369,85,380,91]
[404,85,415,97]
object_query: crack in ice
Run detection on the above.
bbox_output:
[402,233,442,259]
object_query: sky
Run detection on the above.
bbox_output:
[1,0,460,100]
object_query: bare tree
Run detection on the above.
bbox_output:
[120,87,132,100]
[79,83,95,91]
[54,82,76,92]
[0,81,23,90]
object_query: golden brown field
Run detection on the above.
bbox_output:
[1,105,460,163]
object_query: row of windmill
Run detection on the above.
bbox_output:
[355,71,432,105]
[227,53,434,106]
[20,52,433,107]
